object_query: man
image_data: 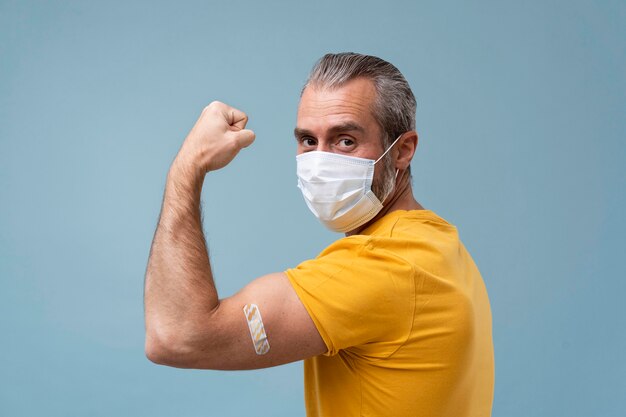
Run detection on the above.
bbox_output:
[144,53,495,416]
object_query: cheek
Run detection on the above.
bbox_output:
[373,156,395,184]
[295,142,306,155]
[372,164,385,186]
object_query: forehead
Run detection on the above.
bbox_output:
[297,78,379,134]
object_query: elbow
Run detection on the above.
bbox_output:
[145,327,191,368]
[144,333,167,365]
[144,329,171,366]
[144,308,222,368]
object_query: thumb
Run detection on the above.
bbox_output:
[235,129,256,148]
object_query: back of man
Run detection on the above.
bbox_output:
[287,209,494,417]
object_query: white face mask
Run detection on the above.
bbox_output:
[296,135,402,233]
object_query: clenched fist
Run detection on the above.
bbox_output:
[171,101,256,180]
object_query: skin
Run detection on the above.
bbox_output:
[144,77,421,370]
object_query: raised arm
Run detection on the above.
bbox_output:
[144,101,326,370]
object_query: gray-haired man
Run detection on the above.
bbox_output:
[144,52,495,417]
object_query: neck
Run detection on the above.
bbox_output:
[347,169,423,236]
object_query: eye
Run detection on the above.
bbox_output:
[301,137,317,148]
[338,137,355,148]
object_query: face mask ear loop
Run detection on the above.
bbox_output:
[374,134,403,164]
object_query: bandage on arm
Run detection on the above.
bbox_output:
[243,304,270,355]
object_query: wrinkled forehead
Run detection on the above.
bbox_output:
[296,78,380,135]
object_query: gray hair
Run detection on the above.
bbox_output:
[302,52,417,149]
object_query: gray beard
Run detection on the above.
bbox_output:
[371,152,396,204]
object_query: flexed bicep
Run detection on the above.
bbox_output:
[154,272,327,370]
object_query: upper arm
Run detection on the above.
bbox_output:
[165,272,327,370]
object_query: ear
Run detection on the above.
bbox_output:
[394,131,418,170]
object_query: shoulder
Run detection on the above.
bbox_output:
[288,234,415,283]
[285,235,417,356]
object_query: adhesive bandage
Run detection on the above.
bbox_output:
[243,304,270,355]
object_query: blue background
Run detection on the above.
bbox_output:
[1,1,624,416]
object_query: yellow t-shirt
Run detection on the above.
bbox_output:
[285,210,494,417]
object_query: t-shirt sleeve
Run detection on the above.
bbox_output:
[285,236,415,357]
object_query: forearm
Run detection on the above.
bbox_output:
[144,101,257,366]
[144,159,218,354]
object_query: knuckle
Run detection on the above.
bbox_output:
[204,101,223,113]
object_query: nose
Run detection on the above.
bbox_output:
[316,140,331,152]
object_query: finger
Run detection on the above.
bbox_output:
[234,129,255,148]
[220,106,248,130]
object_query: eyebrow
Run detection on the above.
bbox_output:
[294,122,365,139]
